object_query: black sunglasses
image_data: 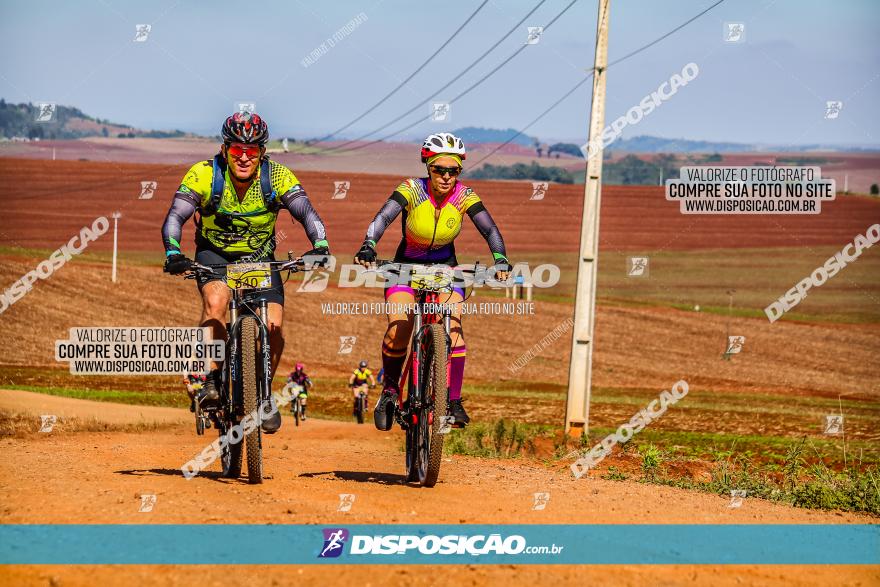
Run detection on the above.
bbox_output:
[429,165,462,177]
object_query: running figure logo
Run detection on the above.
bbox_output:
[431,102,450,122]
[723,22,745,43]
[36,103,56,122]
[532,492,550,510]
[627,256,649,277]
[728,489,746,508]
[530,182,548,201]
[824,101,843,120]
[824,414,843,434]
[337,494,356,512]
[138,494,157,512]
[332,181,350,200]
[526,26,544,45]
[134,24,151,42]
[39,414,57,433]
[725,336,745,355]
[139,181,158,200]
[319,528,350,558]
[338,336,357,355]
[297,254,336,293]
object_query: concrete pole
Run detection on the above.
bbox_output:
[564,0,611,435]
[111,212,121,283]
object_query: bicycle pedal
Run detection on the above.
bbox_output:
[437,416,455,434]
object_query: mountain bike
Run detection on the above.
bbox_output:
[181,255,303,484]
[351,384,371,424]
[376,261,478,487]
[284,383,306,426]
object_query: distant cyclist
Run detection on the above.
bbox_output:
[287,363,313,419]
[349,360,376,414]
[161,112,331,434]
[354,133,509,430]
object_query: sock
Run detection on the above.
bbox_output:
[382,341,407,392]
[449,345,466,401]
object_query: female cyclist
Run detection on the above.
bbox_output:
[354,132,510,430]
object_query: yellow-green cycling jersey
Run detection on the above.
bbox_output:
[352,368,372,383]
[162,157,328,256]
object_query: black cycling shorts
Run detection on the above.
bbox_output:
[194,248,285,306]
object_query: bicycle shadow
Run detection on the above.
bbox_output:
[115,468,251,484]
[299,470,409,485]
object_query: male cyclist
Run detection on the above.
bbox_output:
[287,362,313,419]
[161,112,331,434]
[354,133,509,430]
[349,360,375,415]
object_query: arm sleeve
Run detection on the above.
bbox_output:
[467,203,507,260]
[161,193,199,254]
[364,192,407,246]
[280,186,329,248]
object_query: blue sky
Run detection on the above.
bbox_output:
[2,0,878,145]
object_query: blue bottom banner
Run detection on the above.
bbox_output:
[0,524,877,565]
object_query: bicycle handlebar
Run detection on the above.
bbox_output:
[183,257,307,280]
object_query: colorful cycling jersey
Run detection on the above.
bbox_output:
[363,177,506,265]
[393,178,480,262]
[352,368,372,383]
[173,159,300,254]
[289,371,311,389]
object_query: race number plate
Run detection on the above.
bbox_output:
[226,262,272,289]
[410,266,454,291]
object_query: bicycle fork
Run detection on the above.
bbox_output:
[258,300,272,416]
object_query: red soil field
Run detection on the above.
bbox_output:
[1,158,878,257]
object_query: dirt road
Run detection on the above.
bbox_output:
[0,393,876,586]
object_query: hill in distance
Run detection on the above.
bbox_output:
[450,126,538,147]
[0,100,191,140]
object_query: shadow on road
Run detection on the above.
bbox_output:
[115,468,245,483]
[299,470,409,485]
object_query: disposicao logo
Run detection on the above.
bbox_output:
[319,528,349,558]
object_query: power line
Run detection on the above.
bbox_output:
[468,74,593,169]
[467,0,727,167]
[317,0,551,152]
[328,0,579,155]
[307,0,490,145]
[608,0,725,68]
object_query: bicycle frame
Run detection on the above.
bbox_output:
[399,289,452,420]
[223,292,272,419]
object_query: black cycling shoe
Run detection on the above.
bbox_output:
[196,371,221,408]
[261,398,282,434]
[449,399,470,426]
[374,388,398,431]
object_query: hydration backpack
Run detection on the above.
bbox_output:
[202,153,281,216]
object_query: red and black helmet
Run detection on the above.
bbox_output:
[221,112,269,145]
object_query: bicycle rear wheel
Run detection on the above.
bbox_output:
[240,316,263,484]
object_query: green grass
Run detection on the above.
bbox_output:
[640,439,880,515]
[472,247,880,323]
[2,384,188,408]
[444,418,552,458]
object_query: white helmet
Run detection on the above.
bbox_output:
[420,132,467,163]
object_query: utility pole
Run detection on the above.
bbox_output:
[111,211,121,283]
[565,0,611,435]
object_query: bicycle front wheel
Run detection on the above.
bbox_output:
[240,316,263,484]
[410,323,448,487]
